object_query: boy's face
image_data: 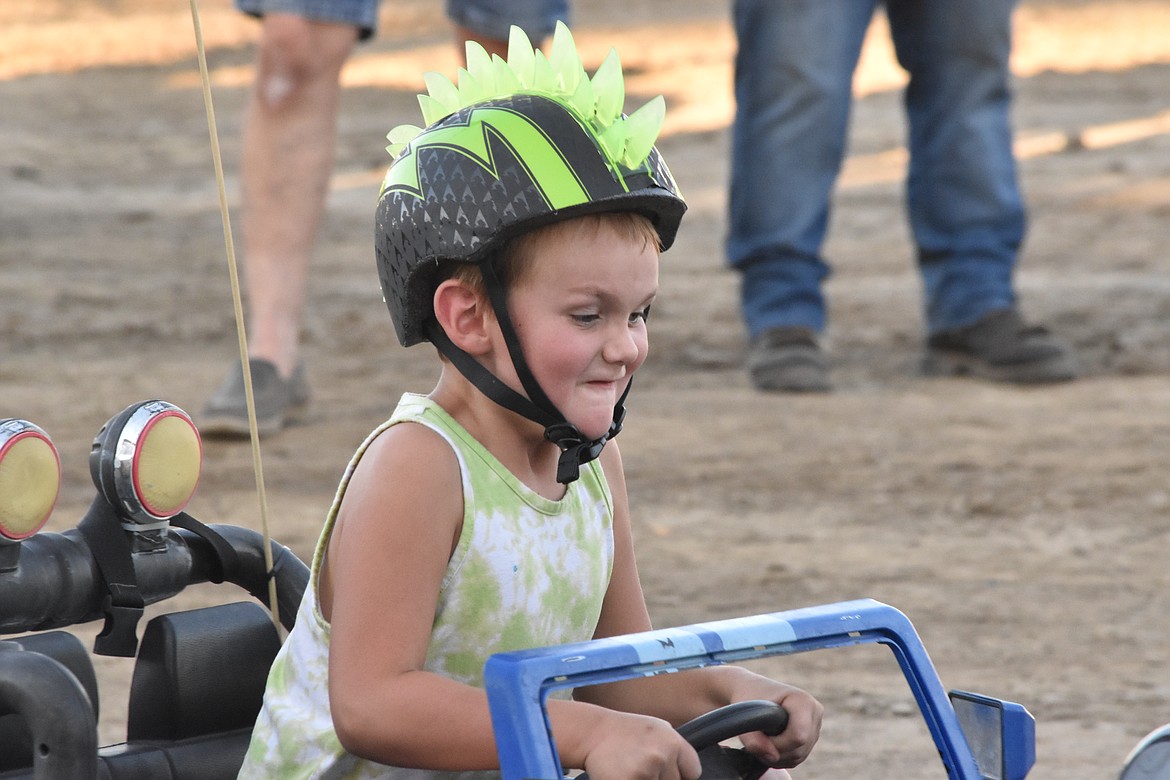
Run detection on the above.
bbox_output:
[499,218,660,442]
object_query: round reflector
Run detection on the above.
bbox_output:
[90,401,202,524]
[0,419,60,542]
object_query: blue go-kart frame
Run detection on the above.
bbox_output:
[485,598,1035,780]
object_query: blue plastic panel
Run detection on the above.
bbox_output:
[484,598,1033,780]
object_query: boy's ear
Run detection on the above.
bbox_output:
[433,279,494,355]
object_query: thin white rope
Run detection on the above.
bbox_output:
[188,0,281,633]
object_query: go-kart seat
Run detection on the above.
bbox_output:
[119,600,282,778]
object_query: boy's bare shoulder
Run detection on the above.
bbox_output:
[347,420,463,508]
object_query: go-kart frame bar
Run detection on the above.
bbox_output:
[484,598,1033,780]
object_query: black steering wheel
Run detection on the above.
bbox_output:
[577,699,789,780]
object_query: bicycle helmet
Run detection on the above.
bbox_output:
[375,22,686,483]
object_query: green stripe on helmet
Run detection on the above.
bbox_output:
[381,104,593,210]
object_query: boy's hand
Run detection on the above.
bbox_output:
[581,711,702,780]
[734,684,823,769]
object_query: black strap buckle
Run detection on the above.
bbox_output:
[78,496,146,657]
[93,600,144,658]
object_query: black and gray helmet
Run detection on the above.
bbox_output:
[374,23,686,482]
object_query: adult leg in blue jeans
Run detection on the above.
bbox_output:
[728,0,1077,392]
[729,0,874,392]
[889,0,1020,334]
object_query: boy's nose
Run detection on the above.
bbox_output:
[603,325,643,365]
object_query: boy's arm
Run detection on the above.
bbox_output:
[323,420,503,768]
[577,444,823,770]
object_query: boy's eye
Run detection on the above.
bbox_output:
[629,305,651,325]
[572,313,600,324]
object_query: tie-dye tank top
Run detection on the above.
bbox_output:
[239,393,614,779]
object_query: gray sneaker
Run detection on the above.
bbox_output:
[746,327,831,393]
[922,308,1079,384]
[200,359,310,438]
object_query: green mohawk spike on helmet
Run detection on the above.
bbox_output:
[375,21,686,348]
[383,22,666,173]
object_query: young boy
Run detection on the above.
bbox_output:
[239,23,822,779]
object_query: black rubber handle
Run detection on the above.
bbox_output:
[0,645,99,779]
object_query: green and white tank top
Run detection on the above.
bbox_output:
[239,393,614,779]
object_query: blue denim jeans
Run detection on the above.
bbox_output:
[728,0,1024,338]
[236,0,567,43]
[446,0,568,42]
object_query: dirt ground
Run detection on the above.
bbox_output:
[4,0,1170,777]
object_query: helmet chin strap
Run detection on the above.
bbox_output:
[425,261,630,484]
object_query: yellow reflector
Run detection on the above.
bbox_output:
[0,430,60,540]
[132,412,201,519]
